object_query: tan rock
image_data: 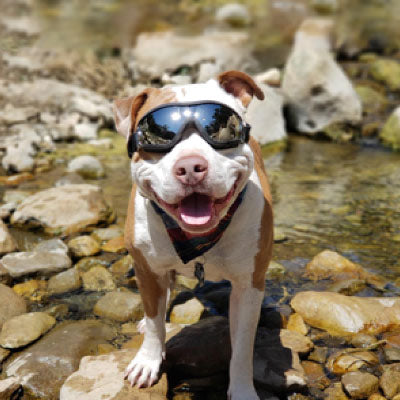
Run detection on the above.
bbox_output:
[302,361,330,389]
[324,382,350,400]
[68,235,100,257]
[350,333,378,348]
[380,368,400,398]
[48,268,81,295]
[280,329,314,355]
[0,377,20,399]
[0,312,56,348]
[94,291,143,322]
[60,349,167,400]
[75,256,108,272]
[12,279,47,301]
[341,372,379,400]
[0,220,17,255]
[170,298,205,324]
[0,347,10,363]
[309,346,328,363]
[327,350,379,375]
[82,266,116,292]
[0,283,26,330]
[287,313,308,335]
[291,291,400,336]
[109,255,133,285]
[91,226,123,243]
[101,236,125,253]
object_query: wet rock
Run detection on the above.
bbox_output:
[91,225,123,243]
[282,18,361,134]
[380,368,400,398]
[309,346,328,364]
[101,236,125,253]
[109,255,133,285]
[369,394,386,400]
[130,31,256,81]
[305,250,379,284]
[75,257,109,273]
[93,291,143,322]
[68,235,100,257]
[302,361,330,389]
[369,59,400,91]
[254,68,281,87]
[0,377,21,399]
[215,3,251,27]
[291,291,400,336]
[44,304,69,320]
[82,266,116,292]
[280,329,314,355]
[48,268,81,295]
[67,155,105,179]
[0,251,71,278]
[327,350,379,375]
[350,333,378,349]
[170,298,205,324]
[0,312,56,349]
[11,184,114,235]
[4,320,115,399]
[324,382,349,400]
[355,85,388,115]
[0,172,34,188]
[380,106,400,151]
[0,283,27,329]
[0,220,17,255]
[265,261,287,280]
[60,349,168,400]
[34,238,68,254]
[13,279,47,301]
[341,372,379,399]
[0,104,37,126]
[246,82,287,145]
[287,313,309,336]
[311,0,338,14]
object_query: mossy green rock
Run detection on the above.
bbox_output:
[355,85,388,114]
[380,107,400,150]
[370,59,400,90]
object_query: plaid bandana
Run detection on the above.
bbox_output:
[151,186,247,264]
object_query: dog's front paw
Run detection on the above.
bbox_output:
[124,351,162,388]
[228,385,260,400]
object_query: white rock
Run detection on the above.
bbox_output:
[197,62,221,83]
[0,103,38,125]
[74,123,98,141]
[67,156,105,179]
[1,142,35,172]
[246,82,287,145]
[215,3,251,26]
[282,18,362,134]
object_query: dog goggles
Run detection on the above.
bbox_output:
[127,101,250,157]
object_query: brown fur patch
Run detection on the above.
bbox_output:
[249,136,274,290]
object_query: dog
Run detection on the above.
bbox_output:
[113,70,273,400]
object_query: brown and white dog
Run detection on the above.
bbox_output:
[113,70,273,400]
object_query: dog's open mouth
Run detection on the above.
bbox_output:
[154,180,238,233]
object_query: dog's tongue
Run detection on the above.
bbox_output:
[180,193,213,225]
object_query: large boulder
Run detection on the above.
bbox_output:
[11,184,114,235]
[0,283,27,330]
[291,291,400,336]
[5,320,115,399]
[282,18,361,134]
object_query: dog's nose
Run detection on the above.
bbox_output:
[173,155,208,186]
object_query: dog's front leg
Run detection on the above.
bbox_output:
[228,280,264,400]
[125,253,169,388]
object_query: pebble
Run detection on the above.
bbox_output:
[287,313,309,336]
[73,123,98,141]
[369,59,400,91]
[75,257,109,273]
[0,312,56,349]
[324,382,349,400]
[0,172,34,187]
[280,329,314,355]
[0,283,27,329]
[341,372,379,399]
[170,298,205,324]
[93,291,143,322]
[384,347,400,362]
[266,261,287,280]
[48,268,82,295]
[0,347,10,363]
[350,333,378,348]
[109,255,133,285]
[13,279,47,301]
[67,155,105,179]
[101,236,125,253]
[34,238,68,254]
[309,346,328,364]
[327,350,379,375]
[91,225,123,243]
[0,251,71,278]
[68,235,100,257]
[82,266,116,292]
[379,368,400,398]
[0,220,18,256]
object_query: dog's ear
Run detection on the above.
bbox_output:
[218,70,264,107]
[113,91,149,138]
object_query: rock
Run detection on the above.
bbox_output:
[0,347,10,363]
[73,123,98,141]
[254,68,281,87]
[109,255,133,285]
[291,291,400,336]
[341,372,379,399]
[48,268,81,295]
[369,59,400,91]
[280,329,314,355]
[246,82,287,145]
[380,368,400,398]
[75,257,109,273]
[68,235,101,257]
[327,350,379,375]
[380,107,400,151]
[0,377,21,399]
[11,184,114,235]
[0,172,34,187]
[384,347,400,363]
[324,382,350,400]
[282,18,361,134]
[215,3,251,27]
[60,349,168,400]
[0,251,71,278]
[5,320,115,399]
[44,304,69,320]
[0,312,56,349]
[309,346,328,363]
[350,333,378,349]
[369,394,387,400]
[1,141,35,173]
[266,261,287,280]
[82,266,116,292]
[305,250,379,283]
[355,85,388,115]
[0,220,17,255]
[34,238,68,254]
[67,156,105,179]
[101,236,125,253]
[170,298,205,324]
[91,225,123,243]
[130,31,256,81]
[13,279,47,301]
[0,283,27,329]
[302,361,330,389]
[93,291,143,322]
[287,313,309,336]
